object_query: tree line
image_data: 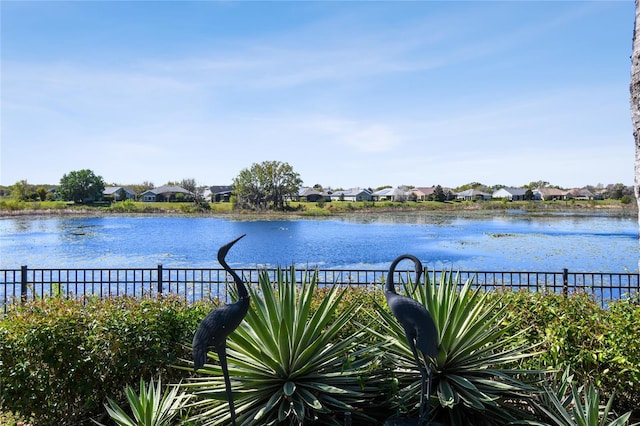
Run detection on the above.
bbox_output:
[1,161,635,210]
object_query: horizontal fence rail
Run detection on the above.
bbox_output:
[1,265,639,313]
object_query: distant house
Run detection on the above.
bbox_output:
[330,188,373,202]
[372,187,412,202]
[492,187,527,201]
[203,185,233,202]
[534,187,567,201]
[566,188,599,200]
[103,186,136,201]
[412,187,436,201]
[296,187,329,202]
[456,189,492,201]
[140,185,193,202]
[412,186,454,201]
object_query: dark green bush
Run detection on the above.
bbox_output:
[2,289,639,424]
[493,290,640,413]
[321,286,640,418]
[602,295,640,412]
[0,296,214,425]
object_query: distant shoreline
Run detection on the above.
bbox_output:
[0,200,637,219]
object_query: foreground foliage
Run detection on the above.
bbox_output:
[1,282,639,425]
[494,291,640,413]
[524,368,639,426]
[95,377,191,426]
[371,270,539,425]
[0,296,212,425]
[182,268,380,425]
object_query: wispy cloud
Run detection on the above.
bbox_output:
[1,1,633,188]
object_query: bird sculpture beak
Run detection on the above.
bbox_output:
[217,234,246,263]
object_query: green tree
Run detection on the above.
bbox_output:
[58,169,105,203]
[524,189,535,200]
[11,180,32,201]
[127,181,154,198]
[179,178,197,194]
[433,184,446,202]
[232,161,302,211]
[525,180,550,190]
[455,182,492,193]
[35,186,48,201]
[375,185,393,191]
[604,183,632,200]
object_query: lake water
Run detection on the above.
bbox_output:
[0,212,637,272]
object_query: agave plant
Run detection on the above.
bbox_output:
[526,368,639,426]
[371,269,540,425]
[183,267,381,425]
[94,376,191,426]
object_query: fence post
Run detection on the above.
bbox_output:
[562,268,569,296]
[157,264,163,294]
[20,265,28,303]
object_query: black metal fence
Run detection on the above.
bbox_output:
[1,265,638,313]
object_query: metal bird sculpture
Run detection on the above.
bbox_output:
[193,234,249,426]
[385,254,439,426]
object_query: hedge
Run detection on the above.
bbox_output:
[1,289,639,425]
[0,296,214,425]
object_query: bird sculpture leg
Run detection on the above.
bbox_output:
[423,364,433,426]
[408,339,430,425]
[217,344,237,426]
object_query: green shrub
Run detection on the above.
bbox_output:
[494,290,640,414]
[2,286,639,425]
[108,199,138,213]
[0,200,26,210]
[95,377,191,426]
[529,368,638,426]
[0,296,214,425]
[601,296,640,412]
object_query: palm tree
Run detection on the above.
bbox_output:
[631,0,640,270]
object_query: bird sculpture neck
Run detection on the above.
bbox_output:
[224,261,248,300]
[385,254,422,295]
[218,234,249,301]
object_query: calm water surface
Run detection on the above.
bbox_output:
[0,212,637,272]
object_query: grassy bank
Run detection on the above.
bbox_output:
[0,198,637,217]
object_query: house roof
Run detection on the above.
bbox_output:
[457,189,491,197]
[103,186,135,195]
[567,188,595,197]
[207,185,233,194]
[372,188,393,196]
[373,187,410,197]
[332,188,372,197]
[299,187,322,197]
[494,187,527,196]
[413,186,454,195]
[412,187,436,196]
[103,186,122,195]
[146,185,192,195]
[535,187,567,196]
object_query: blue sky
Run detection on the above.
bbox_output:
[1,1,635,189]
